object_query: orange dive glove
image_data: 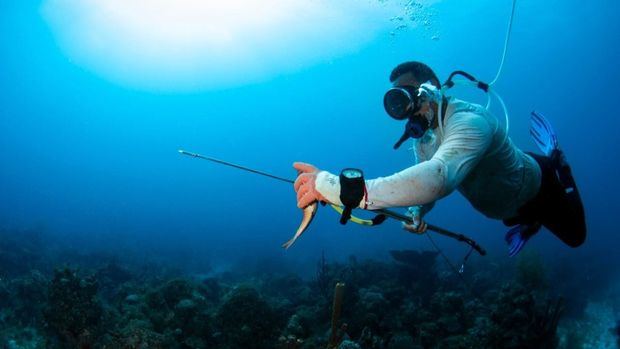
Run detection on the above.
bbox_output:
[293,162,329,208]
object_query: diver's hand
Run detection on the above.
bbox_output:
[402,206,427,234]
[293,162,329,208]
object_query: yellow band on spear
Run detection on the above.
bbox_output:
[329,204,375,226]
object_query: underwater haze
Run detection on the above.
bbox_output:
[1,0,620,347]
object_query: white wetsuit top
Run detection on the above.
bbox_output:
[315,98,542,220]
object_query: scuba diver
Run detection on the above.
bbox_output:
[293,61,586,256]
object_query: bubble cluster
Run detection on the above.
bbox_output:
[385,0,440,40]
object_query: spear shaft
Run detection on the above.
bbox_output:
[178,149,486,256]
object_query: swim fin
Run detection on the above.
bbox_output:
[530,111,559,156]
[531,111,578,194]
[505,223,540,257]
[506,225,528,257]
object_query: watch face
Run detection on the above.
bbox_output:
[342,169,363,179]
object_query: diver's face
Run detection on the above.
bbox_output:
[392,73,431,116]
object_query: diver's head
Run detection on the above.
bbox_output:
[389,61,440,89]
[385,62,441,145]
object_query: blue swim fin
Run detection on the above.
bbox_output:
[505,225,529,257]
[505,223,541,257]
[530,111,558,156]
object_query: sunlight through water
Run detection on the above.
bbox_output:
[42,0,410,91]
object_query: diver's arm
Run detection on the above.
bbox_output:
[413,143,436,215]
[364,158,449,208]
[314,111,493,209]
[315,158,448,208]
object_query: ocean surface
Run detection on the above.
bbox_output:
[1,0,619,347]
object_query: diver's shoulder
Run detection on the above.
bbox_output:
[448,98,488,116]
[447,98,495,126]
[446,98,489,121]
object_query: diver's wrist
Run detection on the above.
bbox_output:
[315,171,343,206]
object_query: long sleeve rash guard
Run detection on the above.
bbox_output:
[315,98,542,220]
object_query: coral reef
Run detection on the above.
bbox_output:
[215,285,281,348]
[44,268,103,347]
[0,227,609,348]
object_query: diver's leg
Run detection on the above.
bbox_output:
[529,112,586,247]
[502,152,547,256]
[540,149,586,247]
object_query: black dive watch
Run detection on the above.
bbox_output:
[339,168,365,225]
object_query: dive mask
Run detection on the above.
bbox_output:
[384,82,441,148]
[383,85,421,120]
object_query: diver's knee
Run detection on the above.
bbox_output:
[566,229,586,248]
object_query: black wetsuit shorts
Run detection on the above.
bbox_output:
[503,151,586,247]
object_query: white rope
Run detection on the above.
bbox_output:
[490,0,517,86]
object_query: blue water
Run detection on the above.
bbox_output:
[1,0,619,276]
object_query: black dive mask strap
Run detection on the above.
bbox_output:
[339,168,365,225]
